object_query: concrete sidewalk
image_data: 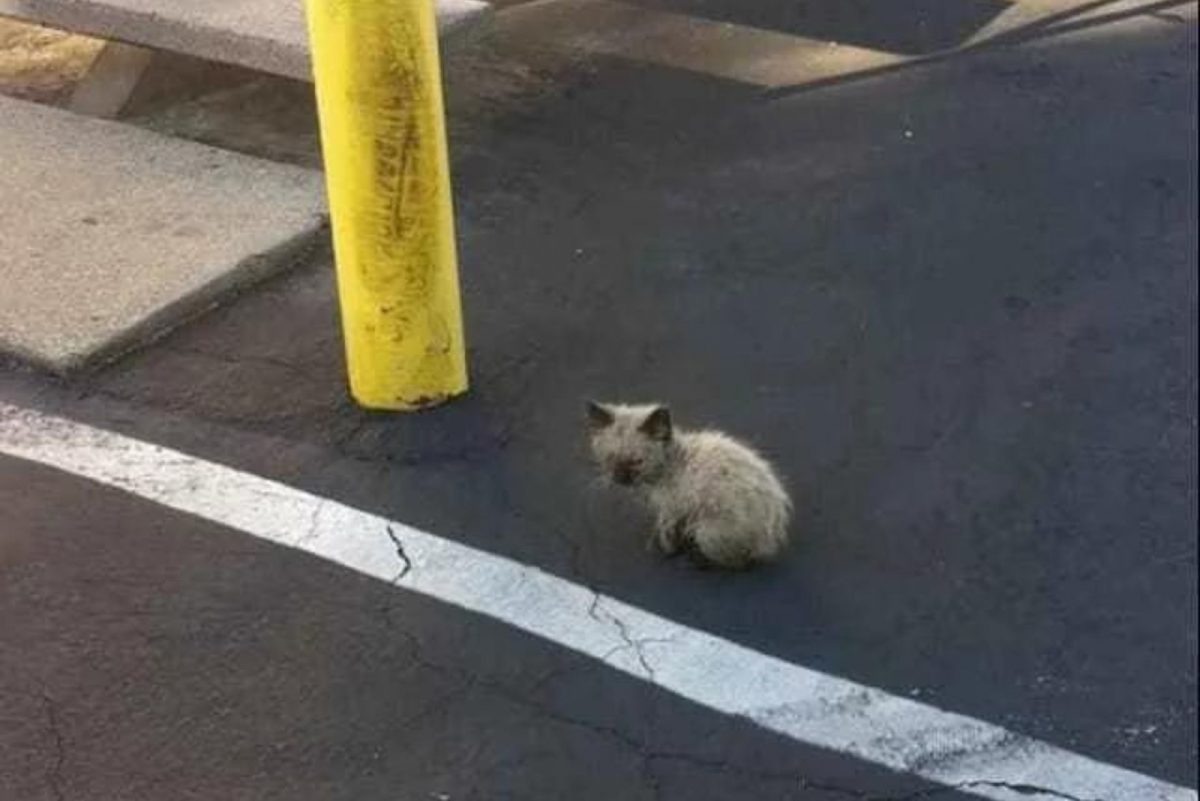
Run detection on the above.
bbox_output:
[0,95,325,373]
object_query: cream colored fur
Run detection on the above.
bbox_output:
[587,402,792,569]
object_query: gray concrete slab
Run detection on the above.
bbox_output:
[0,0,492,82]
[0,94,326,373]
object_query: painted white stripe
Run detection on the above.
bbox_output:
[1,400,1194,801]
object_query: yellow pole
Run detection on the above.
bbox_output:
[304,0,468,410]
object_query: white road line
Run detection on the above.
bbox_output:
[1,401,1194,801]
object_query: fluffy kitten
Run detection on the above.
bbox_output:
[586,401,792,569]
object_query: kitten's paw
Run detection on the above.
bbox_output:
[647,533,681,557]
[655,517,689,557]
[684,541,717,571]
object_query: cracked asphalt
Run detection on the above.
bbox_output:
[1,0,1197,798]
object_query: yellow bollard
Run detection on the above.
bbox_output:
[304,0,468,410]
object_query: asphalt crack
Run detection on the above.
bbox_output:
[528,645,627,694]
[644,759,1111,801]
[588,592,657,682]
[889,780,1107,801]
[41,693,66,801]
[161,346,320,380]
[642,751,878,799]
[298,500,324,545]
[366,568,1108,801]
[385,524,413,582]
[377,621,946,801]
[954,782,1102,801]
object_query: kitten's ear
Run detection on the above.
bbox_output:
[640,405,672,442]
[586,400,615,430]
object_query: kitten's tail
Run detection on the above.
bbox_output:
[755,491,793,560]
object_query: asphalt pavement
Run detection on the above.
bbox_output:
[1,1,1196,798]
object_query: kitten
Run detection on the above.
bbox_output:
[586,401,792,569]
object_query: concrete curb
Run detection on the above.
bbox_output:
[0,0,494,82]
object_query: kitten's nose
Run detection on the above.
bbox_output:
[613,461,636,485]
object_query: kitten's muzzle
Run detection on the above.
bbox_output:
[612,461,638,486]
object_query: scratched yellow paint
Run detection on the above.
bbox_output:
[304,0,468,409]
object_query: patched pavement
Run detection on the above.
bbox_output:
[1,0,1196,797]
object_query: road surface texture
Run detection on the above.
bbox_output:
[1,0,1196,798]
